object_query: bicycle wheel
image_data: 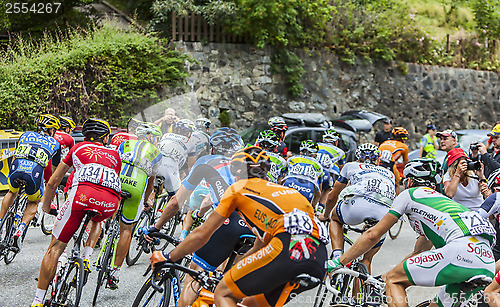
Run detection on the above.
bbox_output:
[41,212,56,235]
[389,219,403,239]
[93,229,116,306]
[1,212,17,264]
[313,274,339,307]
[343,262,370,305]
[126,211,151,266]
[50,258,84,307]
[132,273,172,307]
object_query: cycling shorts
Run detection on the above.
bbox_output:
[187,184,210,211]
[157,156,181,193]
[8,159,44,202]
[224,232,327,307]
[380,161,401,183]
[403,236,495,307]
[282,178,316,203]
[52,184,120,243]
[321,170,333,192]
[193,211,253,272]
[120,164,148,225]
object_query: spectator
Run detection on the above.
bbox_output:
[154,108,179,134]
[476,124,500,178]
[443,148,488,211]
[436,130,460,175]
[418,124,439,159]
[374,118,393,146]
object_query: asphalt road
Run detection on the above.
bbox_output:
[0,214,442,307]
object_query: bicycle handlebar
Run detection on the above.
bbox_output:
[150,262,221,293]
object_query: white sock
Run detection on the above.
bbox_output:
[32,288,46,305]
[112,266,121,278]
[83,247,93,260]
[332,249,342,260]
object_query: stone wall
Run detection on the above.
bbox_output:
[173,42,500,149]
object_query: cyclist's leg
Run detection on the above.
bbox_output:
[0,190,17,219]
[83,219,101,259]
[384,260,413,307]
[178,261,204,306]
[329,199,347,259]
[485,275,500,307]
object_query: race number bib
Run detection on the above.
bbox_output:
[457,212,496,237]
[284,208,313,236]
[14,144,31,159]
[365,178,395,200]
[34,148,50,168]
[380,150,392,163]
[318,153,332,170]
[77,164,121,193]
[314,216,330,244]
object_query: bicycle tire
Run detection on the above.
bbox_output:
[50,258,84,307]
[415,300,432,307]
[126,211,151,266]
[389,219,403,239]
[2,212,17,264]
[132,273,172,307]
[313,274,338,307]
[93,227,116,306]
[41,212,56,235]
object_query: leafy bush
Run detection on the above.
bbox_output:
[469,0,500,39]
[0,24,189,130]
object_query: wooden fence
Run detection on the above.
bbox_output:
[171,12,247,43]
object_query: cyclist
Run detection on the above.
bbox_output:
[268,116,288,158]
[320,143,395,271]
[150,146,329,307]
[254,130,286,183]
[55,116,76,161]
[30,118,121,307]
[187,117,212,169]
[143,128,251,307]
[378,127,410,194]
[282,140,324,204]
[157,119,196,197]
[0,114,61,251]
[316,128,346,213]
[107,122,163,290]
[109,129,138,150]
[327,158,496,307]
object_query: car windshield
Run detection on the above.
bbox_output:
[458,134,488,151]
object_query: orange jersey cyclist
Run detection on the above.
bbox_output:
[151,146,330,307]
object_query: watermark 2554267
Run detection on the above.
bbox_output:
[5,2,62,14]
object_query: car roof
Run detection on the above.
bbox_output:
[285,125,357,139]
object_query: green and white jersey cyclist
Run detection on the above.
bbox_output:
[254,130,286,183]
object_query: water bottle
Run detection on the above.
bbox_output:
[56,251,68,276]
[14,212,22,226]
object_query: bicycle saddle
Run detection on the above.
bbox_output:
[13,178,27,187]
[459,275,492,293]
[121,191,132,199]
[292,274,322,290]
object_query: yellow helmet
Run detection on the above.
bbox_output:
[488,124,500,137]
[37,114,61,131]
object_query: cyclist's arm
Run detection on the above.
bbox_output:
[403,235,433,260]
[323,180,346,218]
[153,186,191,229]
[144,175,156,209]
[339,213,398,265]
[187,155,196,171]
[170,211,226,262]
[42,162,70,214]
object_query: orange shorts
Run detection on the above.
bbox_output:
[223,233,327,306]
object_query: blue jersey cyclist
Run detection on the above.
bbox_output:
[282,140,324,203]
[0,114,61,250]
[142,127,253,307]
[254,130,286,183]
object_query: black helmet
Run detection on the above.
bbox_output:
[210,128,243,156]
[82,118,111,141]
[173,119,196,137]
[59,116,76,129]
[230,146,270,179]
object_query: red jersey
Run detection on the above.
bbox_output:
[54,130,75,161]
[109,132,138,150]
[63,141,122,195]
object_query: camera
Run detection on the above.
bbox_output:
[466,159,481,171]
[470,141,480,151]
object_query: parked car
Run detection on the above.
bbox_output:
[331,110,390,132]
[240,113,358,161]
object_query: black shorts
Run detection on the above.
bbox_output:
[192,211,254,271]
[224,232,327,307]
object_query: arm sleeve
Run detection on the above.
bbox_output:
[442,172,451,183]
[51,145,62,167]
[388,189,411,219]
[481,153,500,175]
[337,163,350,184]
[479,193,499,219]
[420,137,427,147]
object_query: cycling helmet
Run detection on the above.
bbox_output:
[230,146,270,179]
[487,168,500,191]
[195,117,212,130]
[136,122,162,142]
[392,127,409,139]
[173,119,196,137]
[37,114,61,131]
[268,116,288,132]
[323,129,340,143]
[300,140,319,156]
[58,116,76,130]
[210,128,244,156]
[355,143,380,164]
[403,158,442,186]
[256,130,279,149]
[82,118,111,141]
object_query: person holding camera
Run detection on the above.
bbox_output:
[443,148,489,211]
[472,124,500,178]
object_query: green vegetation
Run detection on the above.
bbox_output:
[0,24,189,130]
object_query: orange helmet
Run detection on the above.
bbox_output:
[392,127,408,139]
[230,146,270,179]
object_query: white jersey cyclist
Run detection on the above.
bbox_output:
[283,155,323,189]
[157,120,196,193]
